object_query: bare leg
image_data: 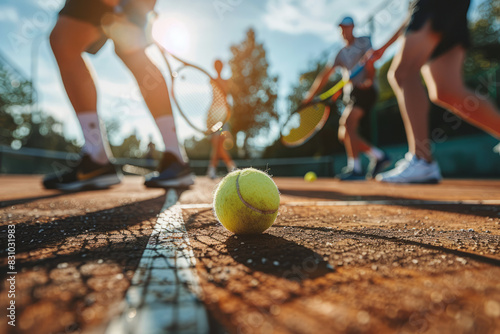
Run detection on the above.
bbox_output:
[50,16,102,113]
[217,137,235,167]
[209,135,221,168]
[339,106,370,158]
[422,46,500,138]
[388,21,441,162]
[116,48,173,118]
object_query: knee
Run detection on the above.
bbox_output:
[344,111,362,133]
[428,86,456,106]
[338,126,346,142]
[388,63,419,90]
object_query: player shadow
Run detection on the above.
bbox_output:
[279,188,500,219]
[293,225,500,268]
[8,195,166,255]
[0,193,71,208]
[225,234,334,282]
[346,230,500,267]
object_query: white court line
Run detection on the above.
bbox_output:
[179,199,500,210]
[106,189,209,334]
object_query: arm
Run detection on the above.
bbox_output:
[366,17,409,63]
[303,64,337,104]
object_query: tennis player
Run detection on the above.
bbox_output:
[43,0,194,190]
[206,60,237,179]
[305,16,390,181]
[377,0,500,183]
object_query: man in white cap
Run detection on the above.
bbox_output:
[304,16,390,181]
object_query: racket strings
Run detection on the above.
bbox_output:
[282,103,328,146]
[207,81,229,131]
[173,67,229,134]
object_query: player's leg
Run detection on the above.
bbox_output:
[337,106,365,180]
[422,46,500,138]
[207,135,220,179]
[44,12,121,191]
[376,21,442,184]
[217,134,236,172]
[109,17,194,188]
[350,88,390,178]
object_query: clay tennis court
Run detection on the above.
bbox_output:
[1,175,500,334]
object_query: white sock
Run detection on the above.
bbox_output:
[367,147,384,160]
[155,115,184,162]
[348,157,362,173]
[77,112,110,165]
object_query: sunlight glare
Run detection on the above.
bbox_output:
[152,15,191,55]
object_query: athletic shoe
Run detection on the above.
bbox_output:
[144,152,195,188]
[336,167,366,181]
[366,153,391,179]
[375,153,442,184]
[494,143,500,154]
[43,154,122,191]
[207,166,217,179]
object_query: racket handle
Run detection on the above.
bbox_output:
[349,64,365,79]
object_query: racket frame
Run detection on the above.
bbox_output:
[155,42,231,136]
[280,64,365,147]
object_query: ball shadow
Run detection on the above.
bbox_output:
[225,234,334,282]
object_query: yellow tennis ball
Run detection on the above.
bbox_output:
[304,171,317,182]
[213,168,280,235]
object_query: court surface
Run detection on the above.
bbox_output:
[1,175,500,334]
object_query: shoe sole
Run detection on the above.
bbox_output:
[378,178,441,184]
[145,174,195,188]
[51,174,122,191]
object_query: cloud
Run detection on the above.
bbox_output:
[261,0,408,42]
[0,6,19,22]
[262,0,338,40]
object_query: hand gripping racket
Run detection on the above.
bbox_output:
[280,64,364,147]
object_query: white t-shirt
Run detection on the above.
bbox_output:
[332,36,372,92]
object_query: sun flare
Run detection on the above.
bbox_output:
[152,15,191,55]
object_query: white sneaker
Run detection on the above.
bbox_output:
[375,153,442,184]
[494,143,500,154]
[207,166,217,179]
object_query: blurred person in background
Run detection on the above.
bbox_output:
[304,16,390,181]
[206,59,237,179]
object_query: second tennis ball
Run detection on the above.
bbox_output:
[213,168,280,234]
[304,171,317,182]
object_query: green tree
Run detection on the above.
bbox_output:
[465,0,500,74]
[229,28,279,158]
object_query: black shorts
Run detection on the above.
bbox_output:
[59,0,114,27]
[347,86,378,114]
[407,0,471,59]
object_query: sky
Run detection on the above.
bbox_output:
[0,0,485,151]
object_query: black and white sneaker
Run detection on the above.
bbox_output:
[144,152,195,188]
[43,154,122,191]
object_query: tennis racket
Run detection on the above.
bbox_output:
[280,64,364,147]
[155,43,231,136]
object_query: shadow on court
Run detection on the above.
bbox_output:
[279,188,500,219]
[225,234,334,282]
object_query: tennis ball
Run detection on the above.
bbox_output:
[213,168,280,235]
[304,171,317,182]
